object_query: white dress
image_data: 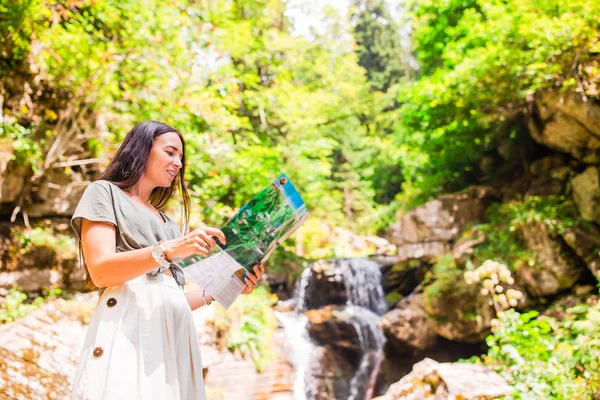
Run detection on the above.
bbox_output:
[71,274,206,400]
[69,181,206,400]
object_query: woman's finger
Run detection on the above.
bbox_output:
[245,272,258,285]
[203,227,227,245]
[193,244,209,256]
[197,231,216,248]
[194,237,209,250]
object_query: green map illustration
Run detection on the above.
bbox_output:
[177,173,309,271]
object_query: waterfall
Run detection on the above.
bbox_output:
[275,311,313,400]
[278,258,388,399]
[294,258,387,315]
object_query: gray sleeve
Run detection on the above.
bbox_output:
[70,181,117,241]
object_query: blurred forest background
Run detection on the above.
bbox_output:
[2,0,600,399]
[0,0,598,253]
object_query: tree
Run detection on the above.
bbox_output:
[350,0,407,92]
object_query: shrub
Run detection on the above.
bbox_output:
[212,285,279,372]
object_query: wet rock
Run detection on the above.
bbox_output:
[389,186,499,262]
[303,305,385,400]
[306,305,385,360]
[0,156,29,203]
[306,307,363,363]
[374,358,513,400]
[25,171,88,218]
[527,90,600,164]
[0,221,86,291]
[423,278,495,343]
[294,258,387,315]
[561,226,600,277]
[304,344,383,400]
[0,294,96,400]
[542,289,599,322]
[525,155,573,197]
[0,268,62,292]
[379,293,437,353]
[529,154,568,175]
[376,257,429,302]
[516,222,585,297]
[451,227,486,262]
[572,166,600,223]
[305,345,357,400]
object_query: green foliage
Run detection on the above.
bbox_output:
[503,195,587,235]
[0,122,43,171]
[0,288,62,323]
[351,0,408,91]
[470,195,585,271]
[423,254,469,306]
[15,226,77,259]
[214,285,278,372]
[479,306,600,399]
[394,0,600,204]
[0,0,49,75]
[1,0,395,235]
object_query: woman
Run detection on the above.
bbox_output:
[70,121,264,400]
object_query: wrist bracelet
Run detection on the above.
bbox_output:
[202,289,212,307]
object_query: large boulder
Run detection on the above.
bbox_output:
[561,226,600,277]
[379,293,438,353]
[374,358,513,400]
[516,222,585,297]
[374,256,429,307]
[305,345,358,400]
[306,306,385,359]
[304,306,385,400]
[389,186,499,261]
[25,171,88,218]
[527,90,600,164]
[306,307,364,362]
[294,258,387,315]
[0,268,62,292]
[525,154,575,197]
[0,222,85,292]
[423,277,495,343]
[572,166,600,223]
[0,150,29,204]
[0,294,96,400]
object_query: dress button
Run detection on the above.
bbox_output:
[93,347,104,357]
[107,298,117,307]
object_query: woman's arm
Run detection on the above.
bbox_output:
[81,220,162,288]
[185,289,214,311]
[184,264,265,311]
[80,219,226,288]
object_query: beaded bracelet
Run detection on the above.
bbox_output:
[202,289,212,307]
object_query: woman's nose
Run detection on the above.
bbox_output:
[174,159,182,169]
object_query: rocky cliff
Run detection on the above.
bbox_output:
[377,89,600,396]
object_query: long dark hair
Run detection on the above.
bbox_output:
[97,120,191,230]
[80,121,191,290]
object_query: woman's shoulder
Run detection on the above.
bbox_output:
[85,180,122,196]
[77,180,121,205]
[89,179,115,189]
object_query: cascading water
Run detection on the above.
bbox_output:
[276,258,388,400]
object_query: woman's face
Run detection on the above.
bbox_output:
[145,131,184,188]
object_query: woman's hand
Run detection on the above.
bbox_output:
[163,226,226,260]
[241,264,265,294]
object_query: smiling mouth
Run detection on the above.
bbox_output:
[167,171,177,178]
